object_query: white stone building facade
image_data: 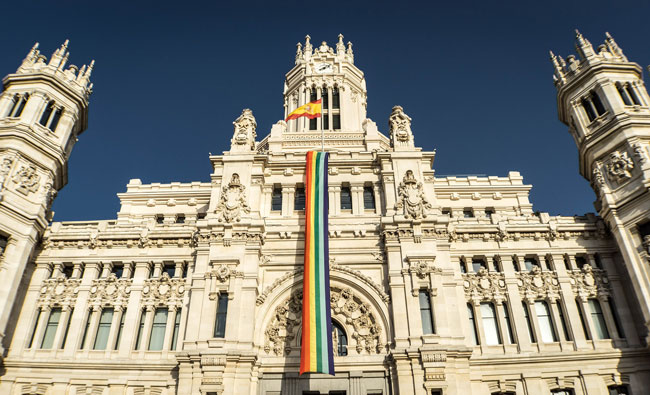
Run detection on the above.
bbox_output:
[0,33,649,395]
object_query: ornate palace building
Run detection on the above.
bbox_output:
[0,33,649,395]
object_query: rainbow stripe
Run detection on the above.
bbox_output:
[300,151,334,375]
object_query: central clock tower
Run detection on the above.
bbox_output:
[283,35,367,135]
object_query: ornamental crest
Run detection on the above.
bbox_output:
[88,274,132,306]
[142,273,186,306]
[12,164,40,195]
[215,173,250,223]
[388,105,413,146]
[569,265,610,301]
[38,277,81,307]
[516,266,560,301]
[231,109,257,151]
[463,268,507,303]
[606,151,634,181]
[395,170,432,220]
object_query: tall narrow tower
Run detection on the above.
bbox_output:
[552,31,650,339]
[0,41,93,353]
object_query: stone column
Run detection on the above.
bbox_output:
[524,300,543,351]
[122,262,133,279]
[30,306,50,350]
[100,261,112,278]
[598,295,619,341]
[501,255,532,351]
[331,186,341,216]
[373,184,382,215]
[72,262,83,279]
[83,305,102,351]
[163,306,178,351]
[152,261,163,278]
[351,184,363,215]
[105,306,124,353]
[495,302,510,345]
[472,302,487,349]
[284,186,295,217]
[52,305,72,350]
[552,253,588,350]
[174,261,185,278]
[600,253,641,346]
[262,185,273,217]
[0,91,15,116]
[139,305,155,352]
[578,297,597,345]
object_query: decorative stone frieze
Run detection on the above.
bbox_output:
[516,266,560,301]
[463,269,507,303]
[569,265,610,301]
[12,164,40,195]
[395,170,432,220]
[88,274,132,307]
[141,273,185,307]
[606,150,634,181]
[38,277,81,307]
[215,173,250,223]
[263,287,384,356]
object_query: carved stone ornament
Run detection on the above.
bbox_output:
[643,235,650,256]
[408,259,441,279]
[463,268,507,303]
[215,173,250,223]
[12,164,41,195]
[606,150,634,181]
[214,264,231,282]
[569,265,610,301]
[388,105,414,148]
[516,266,560,301]
[0,155,13,191]
[38,277,81,307]
[395,170,432,220]
[141,273,185,307]
[231,109,257,151]
[88,274,131,306]
[633,143,648,164]
[264,287,384,356]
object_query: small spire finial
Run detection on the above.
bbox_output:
[336,33,345,54]
[604,31,626,60]
[574,28,595,60]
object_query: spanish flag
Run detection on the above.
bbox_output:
[286,99,322,121]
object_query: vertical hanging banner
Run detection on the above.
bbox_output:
[300,151,334,375]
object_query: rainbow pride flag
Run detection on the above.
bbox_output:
[300,151,334,375]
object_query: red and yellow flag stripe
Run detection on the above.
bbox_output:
[286,99,322,121]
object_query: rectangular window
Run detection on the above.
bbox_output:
[484,208,494,219]
[558,302,571,341]
[591,91,607,115]
[114,311,125,350]
[49,108,63,131]
[176,214,185,224]
[294,187,305,211]
[522,302,536,343]
[93,308,114,350]
[135,310,146,350]
[148,307,168,350]
[340,186,352,210]
[419,291,434,335]
[39,101,54,126]
[309,117,317,130]
[363,186,376,210]
[111,264,123,279]
[0,234,8,257]
[472,258,486,273]
[171,309,182,350]
[480,303,501,345]
[467,304,479,345]
[608,298,625,338]
[441,208,451,216]
[608,385,631,395]
[333,114,340,130]
[214,293,229,338]
[576,300,591,340]
[271,188,282,211]
[524,257,538,272]
[156,215,164,224]
[575,256,587,269]
[332,88,340,109]
[13,94,29,117]
[582,97,597,122]
[463,209,474,218]
[80,310,92,349]
[626,84,641,105]
[588,299,610,339]
[535,301,557,343]
[40,308,62,349]
[617,83,633,105]
[62,264,73,278]
[502,303,515,344]
[163,263,176,278]
[27,310,41,348]
[459,259,467,274]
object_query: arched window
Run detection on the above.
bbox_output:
[332,321,347,356]
[7,93,29,117]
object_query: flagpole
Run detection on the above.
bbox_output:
[321,96,324,153]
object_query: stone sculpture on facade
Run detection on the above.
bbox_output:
[395,170,431,219]
[388,105,414,149]
[606,150,634,181]
[231,109,257,151]
[215,173,250,223]
[11,164,40,195]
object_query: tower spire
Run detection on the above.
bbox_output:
[575,29,595,60]
[605,32,627,61]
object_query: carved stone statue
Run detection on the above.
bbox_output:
[215,173,250,223]
[606,151,634,181]
[231,109,257,152]
[388,105,414,150]
[395,170,432,220]
[12,164,41,195]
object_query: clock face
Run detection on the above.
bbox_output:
[315,62,333,74]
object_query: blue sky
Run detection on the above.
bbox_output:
[1,1,649,221]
